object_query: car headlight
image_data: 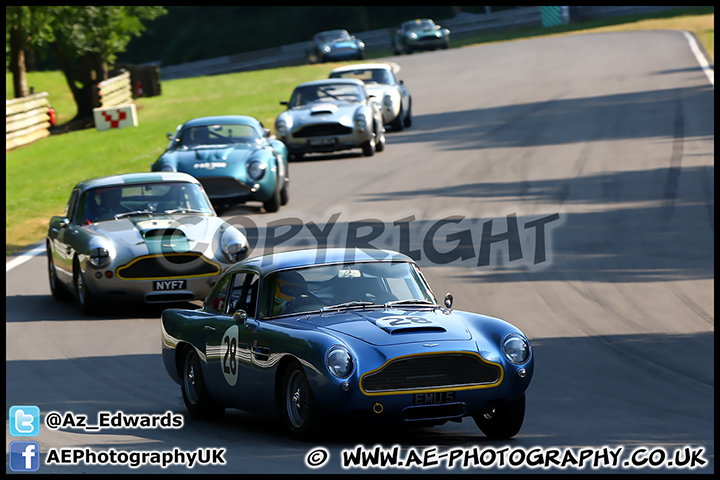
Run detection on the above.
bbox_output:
[88,246,111,268]
[247,160,267,181]
[355,113,367,132]
[220,227,248,263]
[275,118,289,137]
[160,163,176,172]
[322,45,331,53]
[408,33,418,40]
[383,93,395,108]
[502,333,530,365]
[326,345,354,378]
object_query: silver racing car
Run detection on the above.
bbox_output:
[46,172,248,315]
[275,78,386,160]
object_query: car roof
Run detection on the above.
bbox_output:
[315,29,349,36]
[180,115,261,128]
[403,18,435,26]
[234,248,414,275]
[295,78,365,88]
[73,172,201,192]
[330,63,393,74]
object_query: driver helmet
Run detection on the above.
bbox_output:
[273,270,307,314]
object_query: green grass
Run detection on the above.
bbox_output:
[5,8,714,256]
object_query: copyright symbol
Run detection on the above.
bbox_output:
[45,412,61,429]
[305,447,329,468]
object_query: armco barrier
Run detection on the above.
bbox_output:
[159,6,688,81]
[5,92,51,151]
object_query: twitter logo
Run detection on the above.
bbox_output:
[10,405,40,437]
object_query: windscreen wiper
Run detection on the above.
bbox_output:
[385,299,437,308]
[321,301,382,312]
[114,210,153,219]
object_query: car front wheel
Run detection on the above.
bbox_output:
[473,393,526,439]
[73,258,99,315]
[279,361,323,439]
[47,243,70,301]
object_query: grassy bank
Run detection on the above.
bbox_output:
[5,8,714,256]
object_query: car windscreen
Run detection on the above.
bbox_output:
[330,69,392,85]
[290,84,363,107]
[178,124,260,148]
[76,182,214,223]
[259,261,437,318]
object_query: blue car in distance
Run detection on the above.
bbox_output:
[161,248,533,440]
[152,115,289,213]
[306,29,365,64]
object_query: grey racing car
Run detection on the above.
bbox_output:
[275,78,386,160]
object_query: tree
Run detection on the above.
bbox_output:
[6,6,166,126]
[6,6,55,98]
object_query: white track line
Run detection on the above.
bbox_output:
[683,30,714,86]
[6,243,45,272]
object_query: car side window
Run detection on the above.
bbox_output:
[228,272,259,317]
[206,274,233,314]
[66,189,80,223]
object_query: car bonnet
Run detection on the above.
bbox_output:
[88,215,216,255]
[166,144,256,165]
[302,308,474,346]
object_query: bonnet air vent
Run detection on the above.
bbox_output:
[144,228,186,239]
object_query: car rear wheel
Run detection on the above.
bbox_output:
[279,361,323,439]
[181,347,225,420]
[47,243,70,301]
[473,393,526,439]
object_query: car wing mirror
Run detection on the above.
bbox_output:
[233,310,248,325]
[444,293,453,309]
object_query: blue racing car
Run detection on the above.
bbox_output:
[152,115,289,212]
[161,248,533,439]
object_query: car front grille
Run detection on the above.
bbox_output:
[293,123,353,138]
[360,353,502,394]
[116,253,220,280]
[329,47,357,55]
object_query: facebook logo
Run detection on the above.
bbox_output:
[9,441,41,472]
[9,405,40,437]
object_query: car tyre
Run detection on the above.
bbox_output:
[47,243,70,301]
[375,126,385,153]
[181,347,225,420]
[279,361,323,440]
[280,181,289,206]
[403,101,413,128]
[361,136,376,157]
[390,106,404,131]
[473,393,526,439]
[73,257,100,315]
[263,173,282,213]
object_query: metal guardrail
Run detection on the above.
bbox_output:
[159,6,689,81]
